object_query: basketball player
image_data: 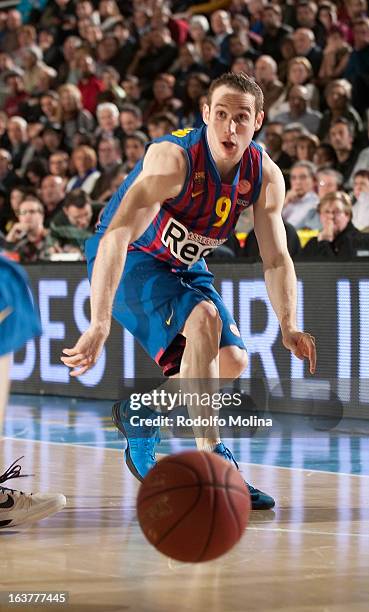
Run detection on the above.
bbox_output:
[62,73,316,510]
[0,256,66,528]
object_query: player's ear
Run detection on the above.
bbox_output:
[255,111,264,132]
[202,103,210,125]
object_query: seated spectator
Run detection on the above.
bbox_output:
[128,27,178,83]
[254,55,284,119]
[40,90,60,125]
[143,73,182,123]
[317,168,343,199]
[296,133,320,162]
[274,85,322,134]
[292,28,323,76]
[318,25,351,85]
[200,37,229,80]
[121,76,145,111]
[5,195,60,262]
[344,17,369,115]
[171,42,203,98]
[210,9,233,64]
[95,102,120,141]
[260,4,293,63]
[91,136,122,201]
[20,45,57,95]
[3,70,28,117]
[122,131,148,174]
[228,31,259,66]
[350,121,369,181]
[313,142,338,169]
[6,115,29,171]
[56,35,83,86]
[189,15,210,58]
[272,56,320,118]
[147,112,178,139]
[0,148,21,192]
[50,189,98,254]
[66,145,101,195]
[281,123,307,161]
[278,34,297,82]
[351,169,369,230]
[318,78,363,142]
[58,83,95,149]
[77,53,104,115]
[39,123,65,161]
[48,150,70,179]
[262,121,293,181]
[282,160,320,229]
[98,66,126,108]
[118,104,143,138]
[40,174,66,226]
[231,56,255,76]
[243,221,302,260]
[24,158,48,190]
[301,190,369,259]
[177,72,209,128]
[296,0,326,48]
[329,117,359,187]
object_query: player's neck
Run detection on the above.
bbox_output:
[216,161,240,184]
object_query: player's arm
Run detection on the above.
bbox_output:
[61,142,188,376]
[253,152,316,374]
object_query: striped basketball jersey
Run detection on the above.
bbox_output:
[97,125,263,268]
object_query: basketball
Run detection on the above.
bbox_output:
[136,450,251,562]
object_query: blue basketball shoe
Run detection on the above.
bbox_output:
[213,443,275,510]
[112,400,160,482]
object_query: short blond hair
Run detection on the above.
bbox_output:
[318,190,352,218]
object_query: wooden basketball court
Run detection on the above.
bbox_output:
[2,426,369,612]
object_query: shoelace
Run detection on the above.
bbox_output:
[129,433,160,461]
[215,444,239,469]
[0,456,32,496]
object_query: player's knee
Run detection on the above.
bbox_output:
[186,301,222,339]
[222,347,248,378]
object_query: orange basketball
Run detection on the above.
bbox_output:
[136,450,251,562]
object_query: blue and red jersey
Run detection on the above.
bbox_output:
[97,125,263,268]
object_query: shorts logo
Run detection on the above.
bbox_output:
[0,306,13,324]
[161,218,219,265]
[238,180,251,195]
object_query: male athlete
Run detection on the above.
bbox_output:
[62,73,316,510]
[0,255,66,528]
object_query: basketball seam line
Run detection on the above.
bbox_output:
[153,482,203,549]
[138,482,248,505]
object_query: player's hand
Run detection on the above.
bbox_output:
[61,325,109,377]
[282,330,316,374]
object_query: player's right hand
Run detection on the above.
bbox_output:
[61,325,109,377]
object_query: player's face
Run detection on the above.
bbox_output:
[203,86,264,165]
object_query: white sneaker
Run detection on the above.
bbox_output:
[0,457,66,529]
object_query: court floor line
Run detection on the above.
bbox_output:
[248,526,369,538]
[3,436,369,478]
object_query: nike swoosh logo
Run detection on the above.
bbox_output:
[0,307,13,324]
[166,309,174,326]
[0,494,15,509]
[192,190,204,198]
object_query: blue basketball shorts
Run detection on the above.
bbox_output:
[0,256,42,357]
[85,235,246,376]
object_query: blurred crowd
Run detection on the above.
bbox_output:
[0,0,369,263]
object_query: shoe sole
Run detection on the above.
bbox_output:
[112,402,144,483]
[1,495,67,529]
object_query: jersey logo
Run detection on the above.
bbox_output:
[161,218,224,265]
[192,189,204,198]
[0,306,13,324]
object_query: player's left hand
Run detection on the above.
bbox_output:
[282,330,316,374]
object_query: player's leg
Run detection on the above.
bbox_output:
[0,258,66,529]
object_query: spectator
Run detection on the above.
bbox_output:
[58,83,95,149]
[143,73,182,123]
[50,188,97,254]
[296,133,320,162]
[40,91,60,125]
[121,76,145,111]
[77,53,104,115]
[293,28,323,75]
[318,79,363,142]
[231,56,255,76]
[3,71,28,118]
[24,158,48,190]
[254,55,284,119]
[274,85,322,134]
[57,35,83,86]
[286,56,320,110]
[151,4,189,46]
[318,25,351,85]
[0,148,21,192]
[6,116,29,171]
[316,168,343,199]
[177,72,209,128]
[49,150,70,179]
[171,42,203,98]
[147,112,178,139]
[118,103,143,137]
[278,34,297,82]
[351,169,369,229]
[0,10,22,55]
[122,131,148,174]
[6,195,60,262]
[95,102,120,141]
[210,9,234,63]
[344,17,369,114]
[98,66,126,107]
[281,123,306,160]
[66,145,100,195]
[262,121,293,179]
[189,15,210,58]
[329,117,359,186]
[40,174,66,226]
[38,28,63,70]
[20,46,57,95]
[313,142,337,169]
[91,136,122,201]
[260,4,292,63]
[301,190,369,259]
[128,27,177,83]
[296,0,326,48]
[282,160,320,229]
[39,123,65,161]
[200,37,229,80]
